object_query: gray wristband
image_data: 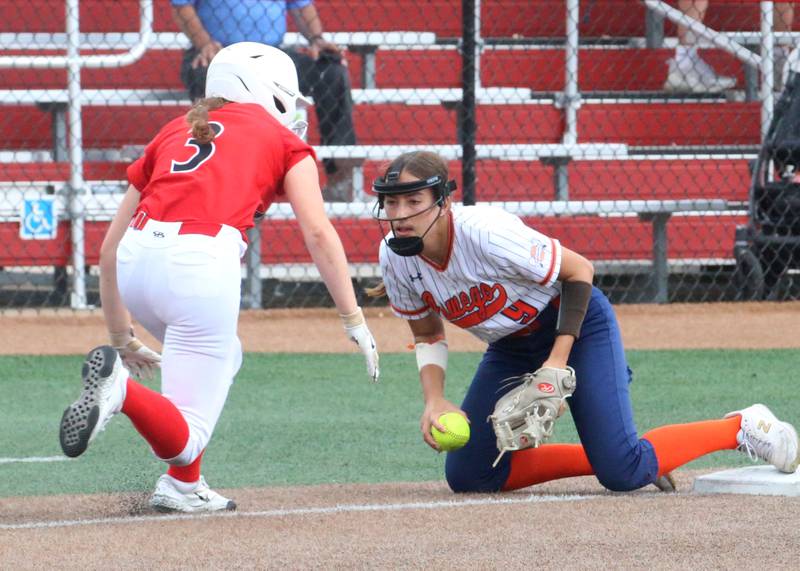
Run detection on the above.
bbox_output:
[555,281,593,338]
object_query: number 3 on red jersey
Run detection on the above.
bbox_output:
[170,121,224,173]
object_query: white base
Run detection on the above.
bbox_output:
[693,465,800,496]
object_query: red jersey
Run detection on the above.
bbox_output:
[126,103,315,236]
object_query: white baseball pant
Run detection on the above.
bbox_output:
[116,217,246,465]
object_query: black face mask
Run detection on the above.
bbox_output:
[386,204,442,256]
[387,236,424,256]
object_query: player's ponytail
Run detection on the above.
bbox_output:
[187,97,228,144]
[365,281,387,298]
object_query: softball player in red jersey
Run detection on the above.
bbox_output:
[371,150,799,493]
[59,43,379,513]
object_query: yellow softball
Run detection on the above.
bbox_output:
[431,412,470,452]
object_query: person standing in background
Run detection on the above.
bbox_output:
[171,0,358,200]
[664,0,794,93]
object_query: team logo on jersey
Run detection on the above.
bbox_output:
[538,382,555,393]
[421,282,508,328]
[530,240,548,268]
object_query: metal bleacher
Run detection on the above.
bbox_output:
[0,0,773,305]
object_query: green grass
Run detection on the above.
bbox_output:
[0,349,797,498]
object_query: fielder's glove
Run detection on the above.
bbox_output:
[340,307,380,383]
[488,366,577,467]
[109,328,162,380]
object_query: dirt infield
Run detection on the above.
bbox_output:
[2,302,799,568]
[3,474,799,568]
[3,300,800,355]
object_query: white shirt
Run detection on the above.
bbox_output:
[379,204,563,343]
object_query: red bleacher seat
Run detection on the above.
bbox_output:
[483,0,646,38]
[0,213,746,267]
[303,0,462,36]
[0,0,639,39]
[0,162,130,182]
[376,48,743,91]
[567,49,743,93]
[0,47,741,93]
[0,158,750,204]
[361,160,750,202]
[3,0,796,41]
[0,50,185,90]
[0,0,178,33]
[249,213,749,264]
[0,0,460,36]
[0,48,364,90]
[311,1,646,39]
[0,101,761,149]
[578,102,758,146]
[0,221,73,266]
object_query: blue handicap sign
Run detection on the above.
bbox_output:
[20,197,57,240]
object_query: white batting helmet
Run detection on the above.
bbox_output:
[205,42,310,136]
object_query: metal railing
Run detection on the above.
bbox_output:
[643,0,775,141]
[0,0,154,308]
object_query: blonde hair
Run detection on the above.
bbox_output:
[365,282,387,298]
[186,97,228,144]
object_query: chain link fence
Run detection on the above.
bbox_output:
[0,0,798,311]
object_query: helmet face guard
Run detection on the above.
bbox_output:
[372,170,457,256]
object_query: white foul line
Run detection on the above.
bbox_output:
[0,493,593,531]
[0,456,69,465]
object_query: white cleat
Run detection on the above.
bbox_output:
[663,56,736,94]
[149,474,237,513]
[725,403,800,474]
[59,345,127,458]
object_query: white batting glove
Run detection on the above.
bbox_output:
[109,329,162,381]
[340,307,380,383]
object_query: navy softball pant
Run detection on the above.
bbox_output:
[445,287,660,493]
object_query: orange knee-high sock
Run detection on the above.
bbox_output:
[643,416,741,477]
[168,450,204,483]
[502,444,594,491]
[121,379,189,460]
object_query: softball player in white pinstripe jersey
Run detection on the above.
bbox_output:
[371,150,799,494]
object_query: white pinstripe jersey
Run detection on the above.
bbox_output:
[379,204,563,343]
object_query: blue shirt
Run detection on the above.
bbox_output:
[171,0,313,47]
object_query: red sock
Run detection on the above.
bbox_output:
[643,416,741,476]
[502,444,594,491]
[121,379,190,460]
[168,450,204,483]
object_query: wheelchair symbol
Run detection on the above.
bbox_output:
[20,198,57,240]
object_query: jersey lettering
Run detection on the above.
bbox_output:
[501,299,539,325]
[422,283,508,329]
[170,121,224,173]
[380,205,562,343]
